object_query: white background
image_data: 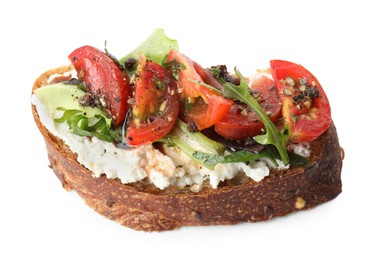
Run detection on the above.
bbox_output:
[1,0,382,259]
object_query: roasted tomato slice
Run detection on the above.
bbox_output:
[68,46,130,127]
[270,60,331,143]
[166,50,233,130]
[126,55,179,146]
[215,75,281,140]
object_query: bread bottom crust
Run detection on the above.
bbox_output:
[32,66,343,231]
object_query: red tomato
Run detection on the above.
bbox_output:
[126,55,179,146]
[215,75,281,140]
[166,50,233,130]
[270,60,331,143]
[68,46,131,127]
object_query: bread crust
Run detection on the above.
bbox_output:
[32,66,343,231]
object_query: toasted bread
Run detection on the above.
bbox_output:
[32,66,343,231]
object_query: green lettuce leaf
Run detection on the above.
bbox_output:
[119,28,178,67]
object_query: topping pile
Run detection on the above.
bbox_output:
[52,29,332,168]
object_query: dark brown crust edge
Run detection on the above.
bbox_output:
[32,66,343,232]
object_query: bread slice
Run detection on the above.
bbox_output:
[32,66,343,232]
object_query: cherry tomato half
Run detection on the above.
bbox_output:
[214,75,281,140]
[68,46,131,127]
[166,50,233,130]
[126,55,179,146]
[270,60,331,143]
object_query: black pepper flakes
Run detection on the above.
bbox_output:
[290,77,320,108]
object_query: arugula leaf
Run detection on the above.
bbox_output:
[220,68,290,165]
[288,151,308,166]
[55,108,120,142]
[192,144,308,168]
[190,72,289,165]
[193,148,278,166]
